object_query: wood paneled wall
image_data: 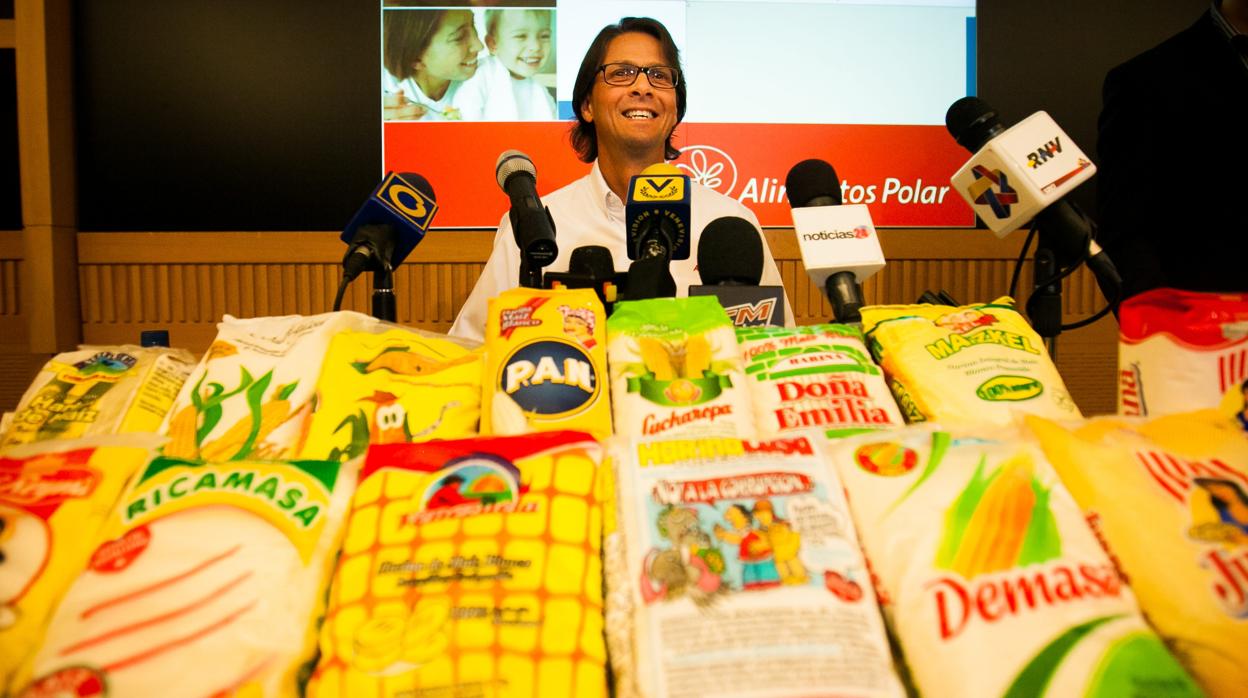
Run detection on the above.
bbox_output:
[75,228,1119,415]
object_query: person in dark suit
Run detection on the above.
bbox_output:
[1096,1,1248,298]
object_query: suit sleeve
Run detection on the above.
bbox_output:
[1096,63,1167,297]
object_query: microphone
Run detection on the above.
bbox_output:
[625,163,691,261]
[785,159,886,325]
[688,216,786,327]
[543,245,627,313]
[340,172,438,283]
[496,150,558,288]
[945,97,1121,300]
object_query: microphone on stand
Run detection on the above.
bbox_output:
[496,150,558,288]
[338,171,438,321]
[687,216,786,327]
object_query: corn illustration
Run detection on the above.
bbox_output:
[638,337,676,380]
[199,379,297,462]
[684,335,712,378]
[948,456,1036,578]
[164,404,200,459]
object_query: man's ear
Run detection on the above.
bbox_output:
[580,99,593,123]
[485,35,497,53]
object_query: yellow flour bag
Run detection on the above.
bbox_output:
[299,327,482,460]
[482,289,611,440]
[308,432,607,698]
[2,346,194,447]
[0,435,161,695]
[607,297,756,439]
[162,311,376,461]
[862,297,1081,426]
[17,454,357,698]
[827,427,1202,698]
[1026,412,1248,696]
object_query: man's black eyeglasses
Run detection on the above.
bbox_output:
[597,63,681,89]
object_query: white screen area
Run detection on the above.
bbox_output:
[556,0,975,125]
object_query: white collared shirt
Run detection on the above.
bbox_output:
[449,161,794,343]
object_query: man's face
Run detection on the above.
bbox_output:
[580,32,679,161]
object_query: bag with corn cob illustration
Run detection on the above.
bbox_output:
[826,426,1202,697]
[17,453,357,698]
[0,434,162,695]
[162,312,377,462]
[307,432,607,698]
[2,345,195,448]
[607,434,906,698]
[481,288,612,440]
[1026,412,1248,697]
[299,327,482,460]
[736,324,904,439]
[861,297,1081,426]
[607,297,755,439]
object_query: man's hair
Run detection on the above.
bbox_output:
[570,17,687,163]
[383,9,448,82]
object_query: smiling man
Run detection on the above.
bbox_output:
[450,16,791,342]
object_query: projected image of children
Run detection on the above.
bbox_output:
[382,2,558,122]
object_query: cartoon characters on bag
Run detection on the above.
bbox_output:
[639,505,726,607]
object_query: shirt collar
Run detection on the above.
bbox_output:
[589,160,625,222]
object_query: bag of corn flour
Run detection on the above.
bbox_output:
[17,454,357,698]
[826,427,1201,697]
[608,297,755,439]
[1026,411,1248,696]
[736,324,903,439]
[0,436,161,695]
[861,297,1081,426]
[308,432,607,698]
[481,288,611,440]
[2,346,194,447]
[1117,288,1248,418]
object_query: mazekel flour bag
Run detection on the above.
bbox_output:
[1117,288,1248,418]
[0,436,161,696]
[1,346,194,447]
[481,288,611,440]
[608,435,905,698]
[826,427,1202,697]
[299,326,482,461]
[861,297,1081,426]
[308,433,607,698]
[16,454,357,698]
[608,297,755,439]
[1026,412,1248,697]
[162,312,376,461]
[736,324,904,439]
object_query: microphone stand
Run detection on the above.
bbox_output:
[1028,238,1063,357]
[372,260,397,322]
[519,257,543,289]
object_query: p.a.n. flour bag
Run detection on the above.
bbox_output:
[826,427,1201,697]
[608,297,755,439]
[1117,288,1248,417]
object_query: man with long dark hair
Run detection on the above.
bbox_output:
[451,17,790,341]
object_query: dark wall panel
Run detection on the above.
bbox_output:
[2,49,19,230]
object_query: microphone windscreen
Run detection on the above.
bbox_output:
[784,159,842,208]
[495,150,537,189]
[641,162,684,176]
[697,216,764,285]
[397,172,436,201]
[944,96,1004,152]
[569,245,616,279]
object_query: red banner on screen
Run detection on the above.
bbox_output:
[383,122,974,228]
